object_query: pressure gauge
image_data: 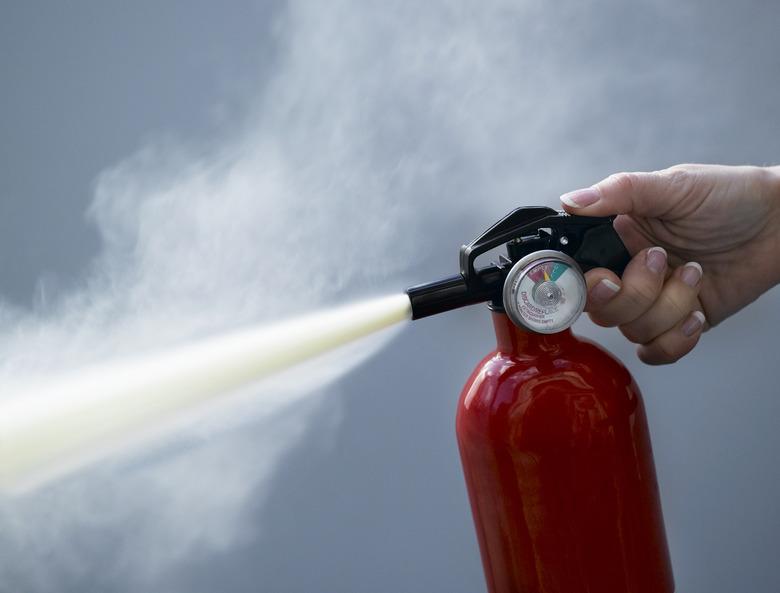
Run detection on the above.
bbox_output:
[502,250,587,334]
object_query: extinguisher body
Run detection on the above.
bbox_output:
[456,312,674,593]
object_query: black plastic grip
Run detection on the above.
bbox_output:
[459,207,556,285]
[570,219,630,275]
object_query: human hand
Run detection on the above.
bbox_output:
[560,164,780,364]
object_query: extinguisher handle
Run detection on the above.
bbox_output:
[459,207,559,286]
[562,215,631,276]
[460,207,631,283]
[407,206,632,321]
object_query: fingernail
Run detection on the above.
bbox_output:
[646,247,667,274]
[682,311,706,337]
[589,278,621,305]
[681,262,702,287]
[560,188,600,208]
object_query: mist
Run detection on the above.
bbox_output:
[2,0,780,592]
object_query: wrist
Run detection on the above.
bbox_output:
[767,165,780,198]
[762,166,780,286]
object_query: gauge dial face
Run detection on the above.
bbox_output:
[503,251,586,334]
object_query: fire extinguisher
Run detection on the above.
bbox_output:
[406,207,674,593]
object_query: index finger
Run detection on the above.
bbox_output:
[559,168,692,218]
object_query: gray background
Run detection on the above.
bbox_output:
[2,1,780,592]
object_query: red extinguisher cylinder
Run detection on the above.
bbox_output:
[456,312,674,593]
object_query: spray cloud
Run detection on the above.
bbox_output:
[0,0,729,591]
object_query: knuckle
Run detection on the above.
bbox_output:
[621,287,694,344]
[636,346,658,365]
[658,166,701,201]
[663,163,694,175]
[598,282,658,326]
[655,339,683,364]
[620,281,658,311]
[657,290,692,319]
[641,334,698,365]
[660,167,690,187]
[587,312,615,328]
[607,172,641,196]
[619,325,645,344]
[639,343,676,366]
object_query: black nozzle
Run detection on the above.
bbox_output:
[407,275,474,320]
[407,268,503,320]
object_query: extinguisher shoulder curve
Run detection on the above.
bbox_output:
[456,335,641,442]
[457,349,525,410]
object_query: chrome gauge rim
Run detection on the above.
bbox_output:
[502,250,587,334]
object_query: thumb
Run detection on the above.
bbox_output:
[560,169,687,218]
